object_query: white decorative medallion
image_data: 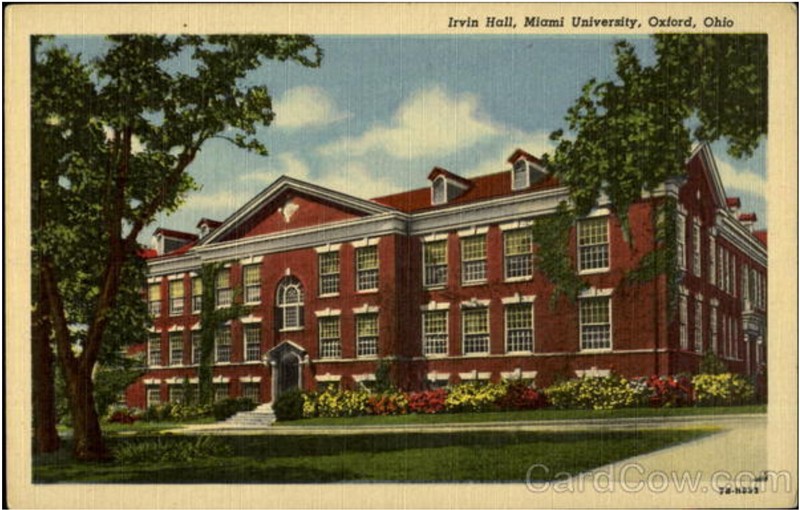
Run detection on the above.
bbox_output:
[279,199,299,223]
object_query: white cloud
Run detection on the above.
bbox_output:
[463,130,556,177]
[715,158,766,196]
[272,86,350,130]
[319,85,502,159]
[178,189,242,217]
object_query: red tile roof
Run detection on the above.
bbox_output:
[154,228,198,241]
[507,148,543,165]
[427,167,473,187]
[738,213,758,222]
[372,171,561,213]
[753,230,767,247]
[196,218,223,229]
[138,248,159,259]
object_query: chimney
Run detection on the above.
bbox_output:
[197,218,223,239]
[726,197,741,213]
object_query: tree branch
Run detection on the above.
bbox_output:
[40,257,78,376]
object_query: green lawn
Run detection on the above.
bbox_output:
[57,417,217,437]
[278,404,766,427]
[34,428,716,483]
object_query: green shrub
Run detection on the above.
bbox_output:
[314,387,370,417]
[114,436,232,463]
[545,374,649,410]
[302,392,318,418]
[692,373,755,406]
[273,390,305,421]
[212,397,256,421]
[367,391,408,415]
[445,382,507,413]
[168,403,212,422]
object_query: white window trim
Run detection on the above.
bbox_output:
[422,239,448,288]
[458,370,491,381]
[420,301,450,312]
[460,234,488,285]
[314,308,341,318]
[421,310,449,357]
[499,219,534,231]
[457,226,489,238]
[511,159,530,191]
[500,368,538,381]
[315,373,342,383]
[460,298,491,308]
[504,301,535,354]
[578,287,613,298]
[426,371,451,382]
[353,373,377,383]
[501,293,536,305]
[241,376,262,384]
[314,243,342,254]
[578,296,613,353]
[351,237,380,248]
[353,304,379,315]
[461,306,490,356]
[239,255,264,265]
[577,216,611,275]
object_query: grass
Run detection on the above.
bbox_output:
[57,417,217,437]
[33,427,717,483]
[278,404,766,427]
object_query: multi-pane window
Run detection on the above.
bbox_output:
[462,308,489,354]
[356,246,379,291]
[694,300,703,353]
[676,214,687,270]
[512,160,528,190]
[214,384,229,402]
[277,277,304,330]
[148,283,161,316]
[710,306,718,354]
[148,334,161,366]
[356,314,379,358]
[169,332,183,366]
[692,220,702,277]
[504,229,533,279]
[318,317,342,359]
[242,383,261,403]
[215,327,231,363]
[191,277,202,313]
[423,241,448,287]
[709,236,717,286]
[216,268,232,307]
[579,297,612,350]
[422,311,448,356]
[717,247,724,291]
[505,304,533,352]
[461,235,487,284]
[169,279,184,316]
[146,386,161,408]
[169,386,185,404]
[730,258,736,297]
[741,266,750,308]
[243,265,261,304]
[319,252,340,295]
[244,324,261,362]
[679,296,689,350]
[578,218,610,272]
[191,331,202,364]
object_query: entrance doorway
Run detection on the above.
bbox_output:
[267,341,306,402]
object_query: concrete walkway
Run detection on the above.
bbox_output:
[164,413,764,436]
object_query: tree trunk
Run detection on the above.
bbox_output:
[32,301,60,454]
[65,365,109,461]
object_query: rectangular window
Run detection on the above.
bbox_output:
[579,297,612,351]
[148,283,161,316]
[191,331,202,365]
[692,219,702,277]
[214,384,229,402]
[423,240,448,287]
[733,319,739,359]
[709,236,716,286]
[216,268,232,307]
[710,306,718,354]
[146,386,160,408]
[169,279,184,316]
[215,327,231,363]
[505,304,533,352]
[578,218,609,272]
[191,277,202,313]
[356,246,379,291]
[242,383,261,403]
[243,265,261,304]
[721,313,728,358]
[169,386,185,404]
[717,246,724,290]
[461,235,487,284]
[318,317,341,359]
[741,265,749,308]
[676,214,687,270]
[504,229,533,280]
[422,311,448,356]
[694,300,703,353]
[722,250,729,293]
[319,252,340,296]
[679,296,689,350]
[169,332,183,366]
[148,334,161,366]
[462,308,489,354]
[730,257,736,297]
[244,324,261,362]
[356,314,379,358]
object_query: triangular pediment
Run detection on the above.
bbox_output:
[199,176,397,245]
[687,144,729,210]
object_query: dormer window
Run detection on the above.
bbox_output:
[432,176,446,205]
[512,160,529,190]
[428,167,471,206]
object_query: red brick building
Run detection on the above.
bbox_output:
[126,144,767,408]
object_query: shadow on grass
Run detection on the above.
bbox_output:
[34,428,718,484]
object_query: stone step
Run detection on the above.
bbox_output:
[223,403,276,427]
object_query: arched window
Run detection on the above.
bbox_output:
[432,176,446,205]
[276,277,304,330]
[512,159,528,190]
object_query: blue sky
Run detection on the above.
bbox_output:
[52,35,767,243]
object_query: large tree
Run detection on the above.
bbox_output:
[32,35,321,460]
[538,35,767,299]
